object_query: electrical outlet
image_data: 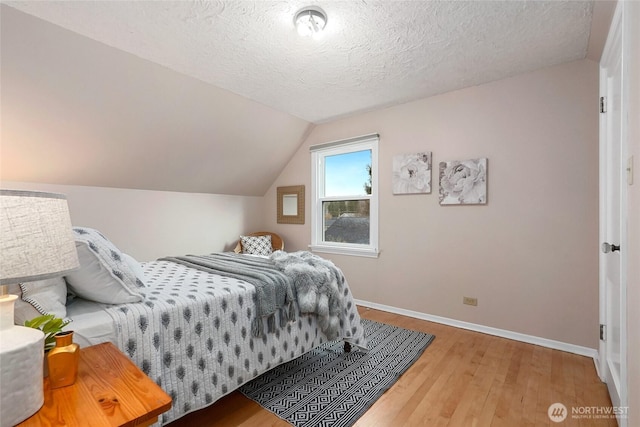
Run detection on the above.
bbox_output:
[463,297,478,306]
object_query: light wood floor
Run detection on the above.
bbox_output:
[168,307,616,427]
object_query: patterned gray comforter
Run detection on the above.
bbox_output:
[158,253,296,337]
[103,254,368,425]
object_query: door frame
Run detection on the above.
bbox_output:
[598,1,628,424]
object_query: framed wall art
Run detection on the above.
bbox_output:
[392,152,432,194]
[277,185,305,224]
[439,158,487,205]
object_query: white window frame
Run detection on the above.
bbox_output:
[309,133,379,258]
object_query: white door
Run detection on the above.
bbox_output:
[599,2,627,424]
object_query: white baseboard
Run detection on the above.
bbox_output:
[355,299,599,362]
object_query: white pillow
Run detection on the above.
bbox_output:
[240,235,273,256]
[19,276,68,319]
[65,227,145,304]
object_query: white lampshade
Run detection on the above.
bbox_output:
[0,190,79,284]
[0,189,79,427]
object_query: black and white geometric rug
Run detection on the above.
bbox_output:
[239,319,435,427]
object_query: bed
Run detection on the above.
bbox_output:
[14,228,368,426]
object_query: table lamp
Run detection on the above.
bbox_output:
[0,190,79,427]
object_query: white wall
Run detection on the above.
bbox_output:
[1,181,264,261]
[265,59,600,349]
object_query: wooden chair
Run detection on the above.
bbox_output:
[234,231,284,253]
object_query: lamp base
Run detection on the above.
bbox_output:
[0,295,45,427]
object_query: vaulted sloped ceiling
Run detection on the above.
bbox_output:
[1,5,311,196]
[0,1,611,196]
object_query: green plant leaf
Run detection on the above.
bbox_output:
[23,314,70,352]
[24,314,55,329]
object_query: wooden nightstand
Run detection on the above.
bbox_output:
[18,342,172,427]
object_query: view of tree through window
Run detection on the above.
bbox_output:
[323,149,372,244]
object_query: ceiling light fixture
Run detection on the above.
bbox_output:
[294,6,327,39]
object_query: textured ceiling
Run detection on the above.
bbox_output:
[5,0,594,124]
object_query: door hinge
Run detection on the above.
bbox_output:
[600,324,606,341]
[600,96,607,113]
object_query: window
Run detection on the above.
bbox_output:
[310,134,379,257]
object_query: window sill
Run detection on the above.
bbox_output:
[309,244,380,258]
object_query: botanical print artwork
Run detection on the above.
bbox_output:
[392,152,432,194]
[439,158,487,205]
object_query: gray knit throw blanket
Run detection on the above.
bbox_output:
[270,251,345,341]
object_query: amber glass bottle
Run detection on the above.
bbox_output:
[47,331,80,389]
